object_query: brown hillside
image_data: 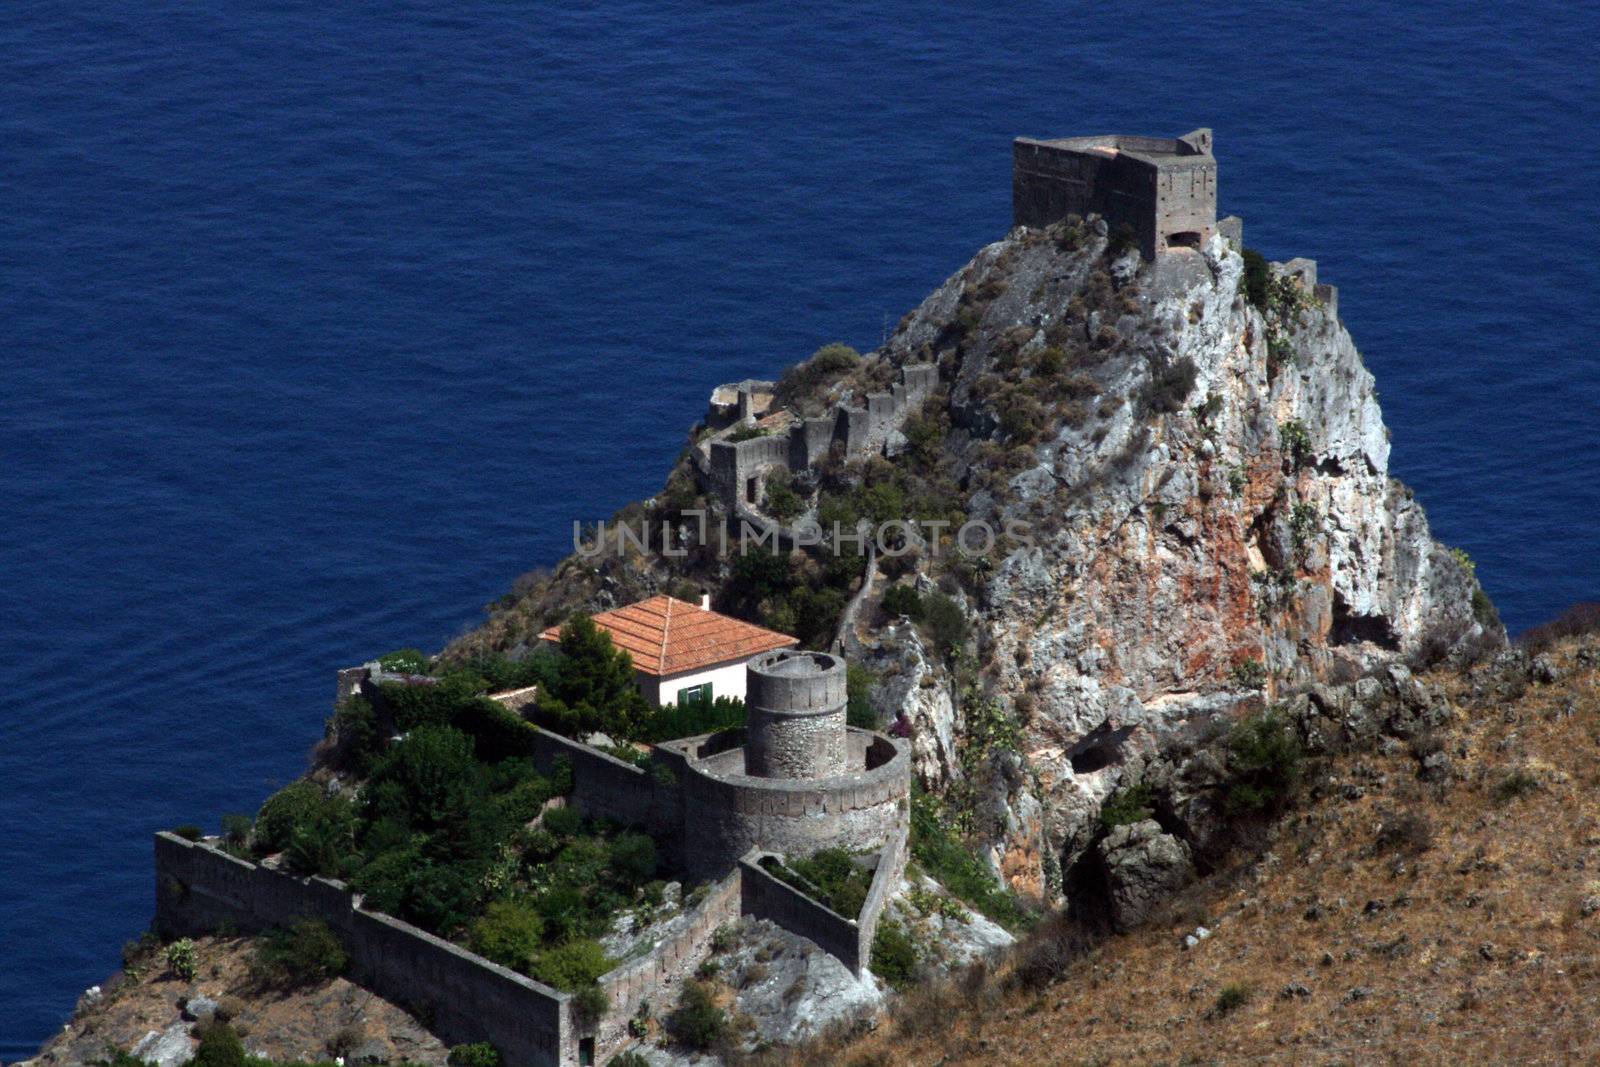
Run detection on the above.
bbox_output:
[794,641,1600,1066]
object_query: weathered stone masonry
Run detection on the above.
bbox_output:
[162,650,911,1066]
[745,649,849,779]
[1013,128,1221,260]
[700,363,938,516]
[154,832,574,1067]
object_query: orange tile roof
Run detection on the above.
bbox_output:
[539,595,797,677]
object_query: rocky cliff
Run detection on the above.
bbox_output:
[452,217,1501,913]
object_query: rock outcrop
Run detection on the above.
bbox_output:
[866,222,1499,897]
[450,216,1501,922]
[1098,819,1196,931]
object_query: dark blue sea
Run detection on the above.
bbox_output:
[4,0,1597,1050]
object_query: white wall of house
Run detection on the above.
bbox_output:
[637,658,753,708]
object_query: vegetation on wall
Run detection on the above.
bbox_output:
[773,343,862,415]
[761,847,872,918]
[908,788,1029,931]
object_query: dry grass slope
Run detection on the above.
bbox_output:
[790,640,1600,1067]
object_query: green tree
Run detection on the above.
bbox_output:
[469,899,545,972]
[1225,708,1304,815]
[533,938,616,991]
[253,781,324,855]
[540,615,650,740]
[447,1044,502,1067]
[363,725,480,832]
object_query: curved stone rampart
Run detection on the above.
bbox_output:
[673,728,910,878]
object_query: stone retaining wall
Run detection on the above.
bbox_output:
[737,825,907,978]
[153,833,573,1067]
[593,872,743,1060]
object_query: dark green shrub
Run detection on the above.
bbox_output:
[330,695,380,773]
[1493,769,1540,803]
[1224,709,1304,815]
[608,832,658,886]
[173,824,203,842]
[377,648,430,675]
[190,1023,245,1067]
[1214,982,1251,1016]
[540,805,585,838]
[253,781,327,856]
[726,424,770,443]
[281,791,357,877]
[452,697,540,762]
[249,919,348,989]
[640,694,746,742]
[666,979,727,1051]
[363,725,479,832]
[456,648,558,693]
[607,1053,650,1067]
[380,671,489,733]
[869,918,919,989]
[763,468,803,521]
[1100,782,1154,829]
[447,1043,501,1067]
[1140,356,1198,416]
[1279,418,1313,468]
[469,899,545,972]
[783,848,871,918]
[773,343,862,413]
[1241,248,1270,310]
[880,584,924,621]
[533,938,615,991]
[922,592,967,659]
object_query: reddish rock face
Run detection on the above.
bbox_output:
[871,226,1496,897]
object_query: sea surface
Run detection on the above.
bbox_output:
[3,0,1597,1050]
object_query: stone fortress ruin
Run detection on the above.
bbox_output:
[155,649,910,1067]
[1012,127,1228,260]
[695,362,939,523]
[695,129,1341,525]
[149,128,1345,1067]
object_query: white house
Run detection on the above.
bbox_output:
[540,594,797,707]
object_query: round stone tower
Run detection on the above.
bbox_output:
[745,649,848,779]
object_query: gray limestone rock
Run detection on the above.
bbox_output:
[131,1024,196,1067]
[179,995,217,1023]
[1100,819,1197,931]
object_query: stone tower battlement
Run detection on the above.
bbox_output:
[1013,128,1219,259]
[745,649,849,779]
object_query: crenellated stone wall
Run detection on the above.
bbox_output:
[664,729,911,880]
